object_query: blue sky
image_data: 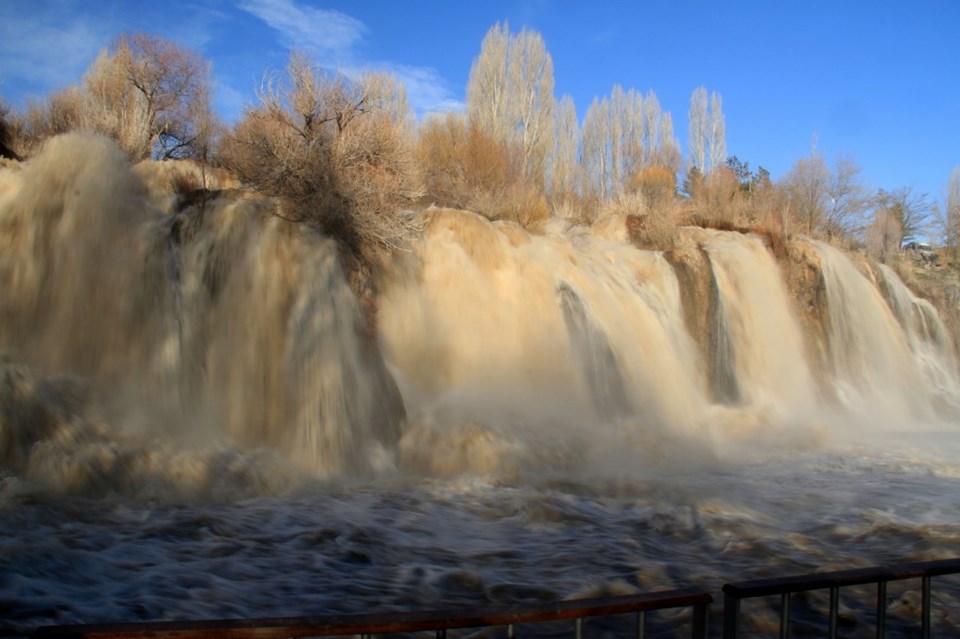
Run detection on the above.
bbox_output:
[2,0,958,204]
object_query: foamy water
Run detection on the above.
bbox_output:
[4,439,960,637]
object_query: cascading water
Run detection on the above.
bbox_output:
[0,133,402,495]
[875,263,960,414]
[701,230,820,438]
[376,208,712,476]
[3,136,960,637]
[814,240,953,427]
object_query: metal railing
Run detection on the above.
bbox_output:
[32,588,713,639]
[26,558,960,639]
[721,558,960,638]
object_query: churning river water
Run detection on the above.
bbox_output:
[4,434,960,637]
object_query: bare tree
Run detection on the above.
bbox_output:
[946,166,960,254]
[549,94,581,208]
[466,22,556,187]
[220,53,421,252]
[81,33,214,160]
[0,99,22,160]
[873,186,933,248]
[16,87,85,156]
[581,86,642,201]
[581,86,678,205]
[781,150,830,236]
[823,155,871,239]
[643,91,680,170]
[688,86,708,174]
[688,86,725,175]
[866,207,903,264]
[708,92,726,173]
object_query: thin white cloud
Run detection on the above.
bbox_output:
[0,7,110,104]
[237,0,366,61]
[240,0,461,119]
[382,64,464,118]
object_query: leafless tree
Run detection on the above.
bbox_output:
[0,99,22,160]
[466,22,556,187]
[688,86,726,175]
[708,92,726,173]
[81,33,215,160]
[781,150,830,236]
[688,86,708,174]
[822,155,871,239]
[220,52,421,253]
[873,185,933,248]
[945,167,960,254]
[866,207,903,264]
[549,94,581,208]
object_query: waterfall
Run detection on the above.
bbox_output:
[0,133,401,493]
[703,231,819,424]
[875,263,960,415]
[3,133,959,491]
[377,210,710,474]
[814,241,955,425]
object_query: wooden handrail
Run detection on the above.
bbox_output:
[32,588,713,639]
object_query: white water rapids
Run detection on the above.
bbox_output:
[2,134,960,637]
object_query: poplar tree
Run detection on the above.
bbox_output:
[466,22,556,187]
[549,94,580,206]
[708,92,726,173]
[688,86,726,174]
[947,166,960,253]
[688,87,708,174]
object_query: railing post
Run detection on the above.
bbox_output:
[722,591,740,639]
[692,602,708,639]
[828,586,839,639]
[876,580,886,638]
[779,592,790,639]
[636,611,645,639]
[921,575,931,639]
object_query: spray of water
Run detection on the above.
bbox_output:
[1,135,959,495]
[0,133,402,495]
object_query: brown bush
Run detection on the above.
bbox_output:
[219,53,422,254]
[629,165,676,211]
[16,88,85,156]
[417,112,547,230]
[0,101,20,160]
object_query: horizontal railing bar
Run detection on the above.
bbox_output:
[32,589,713,639]
[722,558,960,599]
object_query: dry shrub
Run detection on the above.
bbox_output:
[551,196,588,223]
[688,166,745,229]
[592,166,684,249]
[219,54,422,254]
[625,203,683,250]
[333,112,424,247]
[16,88,85,156]
[629,165,676,211]
[417,112,548,231]
[0,100,23,160]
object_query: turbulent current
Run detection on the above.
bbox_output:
[2,134,960,637]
